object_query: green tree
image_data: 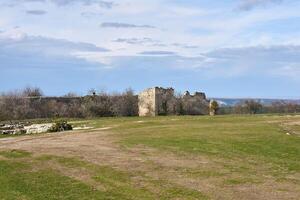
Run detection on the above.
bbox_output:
[210,100,219,116]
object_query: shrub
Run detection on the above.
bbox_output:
[49,120,73,132]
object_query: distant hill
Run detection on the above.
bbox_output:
[210,98,300,107]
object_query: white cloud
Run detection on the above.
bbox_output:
[1,1,300,75]
[0,31,109,63]
[72,44,300,81]
[272,63,300,79]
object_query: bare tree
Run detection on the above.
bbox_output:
[113,89,138,116]
[22,87,43,97]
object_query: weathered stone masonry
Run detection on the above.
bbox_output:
[138,87,175,116]
[138,87,209,116]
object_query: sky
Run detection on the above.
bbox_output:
[0,0,300,98]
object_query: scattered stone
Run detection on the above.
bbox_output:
[0,122,54,135]
[25,123,53,134]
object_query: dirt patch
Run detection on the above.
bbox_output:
[73,126,94,130]
[0,130,299,200]
[35,159,106,191]
[0,155,8,160]
[284,121,300,126]
[92,127,113,131]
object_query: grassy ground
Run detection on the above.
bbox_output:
[0,150,204,200]
[1,114,300,199]
[75,115,300,172]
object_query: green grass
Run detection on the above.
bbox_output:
[49,155,206,200]
[1,114,300,199]
[0,151,207,200]
[71,115,300,180]
[0,134,27,139]
[223,177,261,185]
[108,115,300,173]
[0,149,32,158]
[0,159,106,200]
[72,115,300,175]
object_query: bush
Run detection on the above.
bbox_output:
[49,120,73,132]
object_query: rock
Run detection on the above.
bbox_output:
[24,123,53,134]
[0,122,53,135]
[2,130,14,135]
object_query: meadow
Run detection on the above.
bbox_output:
[0,115,299,199]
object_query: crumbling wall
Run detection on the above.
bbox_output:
[138,87,209,116]
[182,91,209,115]
[0,122,53,135]
[138,88,156,116]
[155,87,176,116]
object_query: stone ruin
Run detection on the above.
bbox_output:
[182,91,209,115]
[138,87,209,116]
[0,122,53,135]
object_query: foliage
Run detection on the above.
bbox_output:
[1,87,300,121]
[0,87,139,121]
[244,100,263,114]
[22,87,44,97]
[210,100,219,111]
[210,100,219,115]
[174,93,209,115]
[49,120,73,132]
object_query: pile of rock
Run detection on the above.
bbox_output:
[0,122,53,135]
[25,123,54,134]
[0,123,26,135]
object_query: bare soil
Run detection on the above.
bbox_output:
[0,130,299,200]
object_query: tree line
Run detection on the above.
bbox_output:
[0,87,138,121]
[0,87,299,121]
[218,100,300,115]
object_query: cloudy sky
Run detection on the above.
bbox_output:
[1,0,300,98]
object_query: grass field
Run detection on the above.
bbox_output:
[0,115,300,199]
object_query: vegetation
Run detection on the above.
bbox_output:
[219,99,300,115]
[0,115,300,199]
[49,120,73,132]
[1,87,300,122]
[209,100,219,115]
[0,150,206,200]
[57,115,300,178]
[107,116,300,172]
[0,87,139,121]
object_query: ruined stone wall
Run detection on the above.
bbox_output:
[182,91,209,115]
[138,87,209,116]
[155,87,176,115]
[138,88,156,116]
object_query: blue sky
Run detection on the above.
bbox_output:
[1,0,300,98]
